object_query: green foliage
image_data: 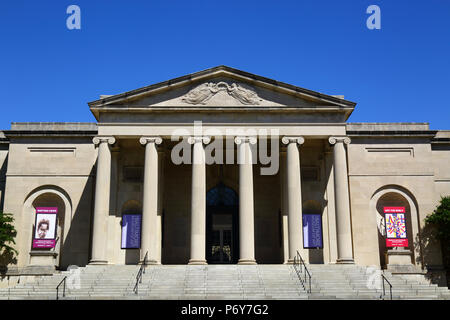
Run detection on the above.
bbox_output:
[425,196,450,242]
[0,211,18,257]
[426,196,450,274]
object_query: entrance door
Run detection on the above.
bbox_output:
[206,183,239,264]
[210,227,232,263]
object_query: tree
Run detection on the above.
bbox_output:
[0,211,18,268]
[426,196,450,242]
[425,196,450,280]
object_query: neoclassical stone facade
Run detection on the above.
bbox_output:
[0,66,448,283]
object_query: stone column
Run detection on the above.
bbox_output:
[107,147,120,263]
[156,147,165,264]
[139,137,162,264]
[188,136,211,265]
[282,137,305,263]
[90,136,116,265]
[324,150,338,263]
[328,136,354,264]
[279,148,289,264]
[235,136,257,265]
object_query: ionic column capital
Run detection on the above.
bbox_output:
[282,136,305,145]
[139,136,163,145]
[328,136,351,145]
[93,136,116,146]
[234,136,257,145]
[187,136,211,145]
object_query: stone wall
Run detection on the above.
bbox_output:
[346,125,450,285]
[2,127,97,271]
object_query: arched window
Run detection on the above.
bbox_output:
[207,183,238,207]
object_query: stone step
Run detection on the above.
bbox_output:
[3,265,449,300]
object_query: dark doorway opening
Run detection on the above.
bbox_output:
[206,183,239,264]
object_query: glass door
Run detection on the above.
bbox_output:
[210,228,232,264]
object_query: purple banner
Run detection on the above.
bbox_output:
[302,214,323,249]
[121,214,142,249]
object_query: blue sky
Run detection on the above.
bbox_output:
[0,1,449,129]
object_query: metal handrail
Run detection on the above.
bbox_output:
[380,273,393,300]
[56,276,67,300]
[293,250,312,293]
[134,251,148,294]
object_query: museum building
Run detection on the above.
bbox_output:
[0,66,448,282]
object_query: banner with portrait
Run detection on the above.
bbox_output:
[384,207,408,247]
[33,207,58,249]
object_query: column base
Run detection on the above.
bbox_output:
[286,259,296,265]
[238,259,257,265]
[88,260,108,265]
[188,259,208,265]
[140,259,159,265]
[336,258,355,264]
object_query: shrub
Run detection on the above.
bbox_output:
[0,211,18,265]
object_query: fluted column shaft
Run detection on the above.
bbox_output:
[188,136,210,265]
[329,136,354,264]
[235,136,257,265]
[90,136,115,265]
[282,137,305,263]
[140,137,162,264]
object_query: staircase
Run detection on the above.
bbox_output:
[0,264,449,300]
[307,264,450,300]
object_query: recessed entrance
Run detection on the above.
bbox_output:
[206,183,239,264]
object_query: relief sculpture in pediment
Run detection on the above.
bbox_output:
[182,81,262,105]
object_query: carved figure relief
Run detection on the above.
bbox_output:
[182,81,262,105]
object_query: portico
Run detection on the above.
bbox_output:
[85,66,357,266]
[90,134,353,265]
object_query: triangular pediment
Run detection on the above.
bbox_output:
[88,66,356,119]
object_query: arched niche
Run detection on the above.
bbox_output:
[370,185,421,269]
[23,186,72,270]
